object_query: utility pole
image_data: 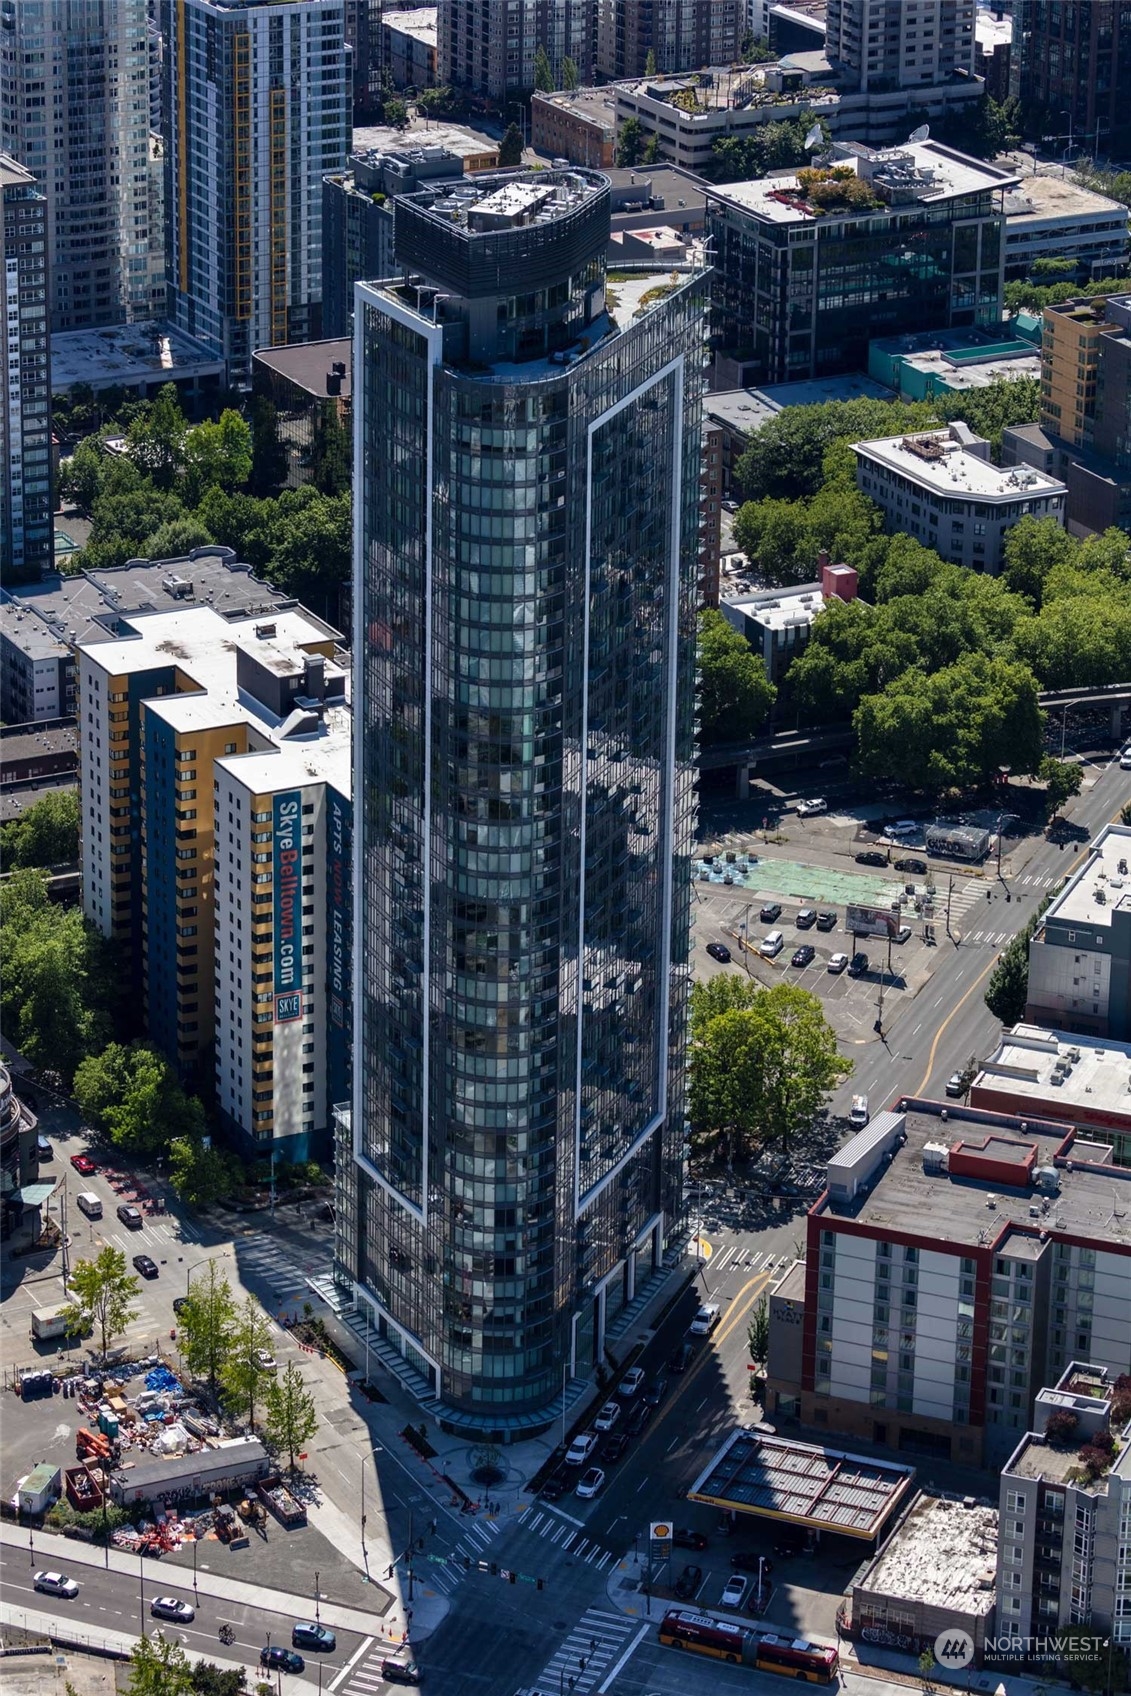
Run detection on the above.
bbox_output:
[60,1178,70,1293]
[945,874,954,942]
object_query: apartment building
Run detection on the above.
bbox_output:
[0,604,73,725]
[163,0,350,385]
[853,424,1066,574]
[998,1365,1131,1649]
[78,601,349,1159]
[826,0,976,91]
[595,0,741,80]
[1026,824,1131,1041]
[0,0,151,329]
[1011,0,1131,160]
[438,0,593,101]
[530,89,617,169]
[1,156,53,579]
[764,1099,1131,1466]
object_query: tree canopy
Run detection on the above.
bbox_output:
[64,1246,141,1359]
[698,608,776,745]
[73,1041,206,1155]
[708,114,830,185]
[0,790,79,869]
[0,869,114,1081]
[733,398,941,502]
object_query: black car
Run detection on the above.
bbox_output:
[705,941,732,963]
[261,1647,304,1674]
[540,1473,569,1501]
[731,1551,773,1574]
[672,1528,708,1551]
[894,856,928,875]
[643,1376,667,1410]
[172,1295,190,1316]
[848,952,869,977]
[815,910,837,931]
[790,945,816,968]
[625,1401,650,1438]
[292,1623,337,1652]
[668,1341,693,1375]
[759,902,782,922]
[794,908,816,929]
[133,1254,158,1279]
[601,1431,630,1464]
[381,1660,422,1686]
[855,850,888,867]
[674,1563,703,1600]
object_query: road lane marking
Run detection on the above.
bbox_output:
[543,1501,584,1528]
[597,1622,651,1693]
[329,1636,373,1691]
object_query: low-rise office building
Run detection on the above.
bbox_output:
[532,88,617,168]
[77,598,350,1161]
[49,322,225,414]
[853,424,1066,573]
[723,559,859,683]
[1026,824,1131,1041]
[971,1023,1131,1169]
[1003,173,1129,283]
[868,327,1041,405]
[842,1493,998,1662]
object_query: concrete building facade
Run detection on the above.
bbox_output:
[1026,824,1131,1041]
[826,0,976,91]
[1,156,53,579]
[438,0,593,102]
[531,90,617,169]
[595,0,741,80]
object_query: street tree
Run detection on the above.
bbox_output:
[615,117,645,167]
[168,1137,242,1209]
[747,1296,769,1365]
[562,55,578,91]
[73,1041,206,1155]
[221,1296,274,1431]
[177,1259,238,1404]
[533,43,554,91]
[264,1361,320,1472]
[697,607,775,745]
[125,383,188,487]
[182,409,253,501]
[1039,755,1083,819]
[125,1630,195,1696]
[498,122,524,166]
[689,974,760,1041]
[854,653,1044,792]
[1000,514,1078,607]
[63,1246,141,1359]
[985,912,1041,1025]
[1,869,112,1081]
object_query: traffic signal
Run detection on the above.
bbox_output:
[490,1563,498,1576]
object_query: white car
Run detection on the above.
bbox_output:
[721,1574,749,1609]
[893,924,912,944]
[1121,752,1131,771]
[593,1400,621,1432]
[618,1366,646,1397]
[796,798,826,818]
[255,1349,277,1372]
[759,931,784,958]
[151,1596,195,1622]
[565,1432,599,1466]
[576,1466,606,1499]
[827,952,849,973]
[690,1303,720,1336]
[34,1571,79,1598]
[849,1094,870,1128]
[887,819,919,837]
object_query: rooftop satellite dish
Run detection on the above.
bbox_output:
[909,123,930,143]
[804,122,824,151]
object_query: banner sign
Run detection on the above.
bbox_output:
[273,791,302,1020]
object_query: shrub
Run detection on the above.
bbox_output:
[1044,1409,1079,1445]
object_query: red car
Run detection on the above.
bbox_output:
[70,1153,97,1176]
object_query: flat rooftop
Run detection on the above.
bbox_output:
[252,338,352,401]
[533,85,618,132]
[0,601,70,662]
[382,6,436,44]
[705,373,895,437]
[688,1428,915,1540]
[724,583,826,632]
[896,348,1042,391]
[1004,172,1129,225]
[709,141,1018,226]
[856,1494,997,1614]
[50,321,224,391]
[0,722,78,767]
[974,1023,1131,1126]
[854,430,1065,500]
[412,167,604,233]
[0,553,308,650]
[1042,822,1131,930]
[1004,1431,1104,1484]
[817,1102,1131,1250]
[352,119,498,163]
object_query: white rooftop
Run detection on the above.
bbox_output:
[857,1494,997,1616]
[711,141,1018,226]
[1004,172,1129,226]
[975,1023,1131,1130]
[50,321,224,390]
[853,429,1066,501]
[382,6,436,45]
[0,602,70,663]
[1042,822,1131,930]
[896,347,1042,391]
[725,583,827,632]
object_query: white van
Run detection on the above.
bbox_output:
[760,930,784,957]
[76,1192,103,1220]
[849,1095,870,1129]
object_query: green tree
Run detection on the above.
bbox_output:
[733,397,939,502]
[189,1665,248,1696]
[383,96,409,129]
[0,870,112,1080]
[787,598,921,723]
[733,482,882,588]
[985,909,1042,1023]
[63,1246,141,1359]
[59,435,111,513]
[310,400,351,496]
[247,395,288,497]
[182,409,253,501]
[221,1296,274,1431]
[73,1041,206,1155]
[533,43,554,91]
[1039,755,1083,818]
[689,973,761,1040]
[142,517,214,560]
[615,117,645,167]
[87,484,186,558]
[854,653,1044,792]
[1000,514,1078,607]
[498,122,524,166]
[697,607,776,745]
[177,1259,238,1404]
[644,48,657,75]
[562,55,578,91]
[937,373,1040,460]
[168,1136,243,1208]
[265,490,351,620]
[125,1631,195,1696]
[264,1361,320,1472]
[1,790,80,868]
[747,1296,769,1365]
[709,113,830,185]
[125,383,188,487]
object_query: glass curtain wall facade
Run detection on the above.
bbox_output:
[348,171,704,1427]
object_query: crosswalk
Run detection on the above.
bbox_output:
[512,1503,619,1574]
[423,1510,504,1597]
[231,1235,331,1311]
[702,1246,782,1279]
[940,871,1066,948]
[522,1607,639,1696]
[332,1633,397,1694]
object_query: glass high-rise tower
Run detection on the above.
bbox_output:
[340,169,706,1431]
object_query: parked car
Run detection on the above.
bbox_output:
[796,798,826,818]
[815,910,837,931]
[827,952,849,974]
[1121,751,1131,771]
[946,1072,966,1098]
[672,1528,708,1551]
[261,1648,304,1674]
[151,1597,195,1623]
[117,1203,142,1229]
[790,944,816,968]
[795,908,816,929]
[759,931,784,958]
[893,924,912,944]
[848,952,869,977]
[593,1401,621,1432]
[34,1572,79,1598]
[255,1349,277,1372]
[705,941,732,963]
[132,1254,158,1279]
[565,1432,599,1467]
[36,1135,53,1161]
[576,1466,605,1499]
[894,856,927,875]
[381,1660,422,1686]
[292,1623,336,1652]
[855,850,888,867]
[721,1574,750,1609]
[601,1431,630,1464]
[172,1296,190,1315]
[886,819,919,838]
[674,1563,703,1599]
[70,1153,97,1176]
[759,902,781,922]
[690,1303,720,1336]
[730,1552,773,1574]
[618,1366,646,1397]
[668,1341,693,1375]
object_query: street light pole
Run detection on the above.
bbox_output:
[314,1568,320,1623]
[139,1545,145,1636]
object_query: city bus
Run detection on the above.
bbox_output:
[659,1613,840,1683]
